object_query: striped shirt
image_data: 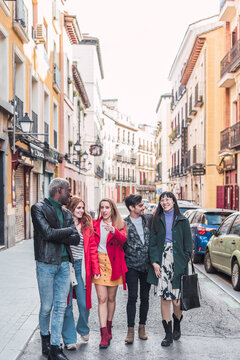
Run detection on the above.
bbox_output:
[70,233,84,260]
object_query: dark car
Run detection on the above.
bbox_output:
[188,208,235,263]
[177,200,200,214]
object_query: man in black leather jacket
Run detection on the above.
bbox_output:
[31,178,80,360]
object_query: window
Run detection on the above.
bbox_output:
[230,215,240,235]
[192,211,202,223]
[218,216,235,235]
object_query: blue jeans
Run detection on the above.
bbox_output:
[62,259,90,345]
[36,261,70,347]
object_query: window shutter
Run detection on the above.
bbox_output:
[216,186,225,209]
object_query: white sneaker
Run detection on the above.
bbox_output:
[81,334,90,342]
[65,343,77,350]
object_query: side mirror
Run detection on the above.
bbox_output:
[210,229,217,236]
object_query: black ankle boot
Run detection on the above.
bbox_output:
[161,320,173,346]
[47,345,69,360]
[40,333,51,356]
[172,313,183,340]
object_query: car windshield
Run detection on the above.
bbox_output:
[205,213,231,226]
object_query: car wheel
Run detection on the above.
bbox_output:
[192,250,202,264]
[204,251,215,273]
[231,260,240,291]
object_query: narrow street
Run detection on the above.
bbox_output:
[19,257,240,360]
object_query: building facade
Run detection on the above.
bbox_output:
[0,0,68,247]
[155,93,172,198]
[136,124,156,200]
[217,0,240,210]
[73,35,104,212]
[168,16,225,207]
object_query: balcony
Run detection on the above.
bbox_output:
[230,121,240,148]
[95,166,104,178]
[130,157,137,165]
[192,144,205,166]
[219,0,236,22]
[220,127,230,151]
[15,96,23,126]
[230,39,240,73]
[219,52,235,88]
[169,128,178,143]
[116,154,123,162]
[53,63,61,93]
[13,0,29,43]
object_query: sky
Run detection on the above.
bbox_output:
[67,0,220,125]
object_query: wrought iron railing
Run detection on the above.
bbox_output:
[220,127,230,150]
[230,122,240,148]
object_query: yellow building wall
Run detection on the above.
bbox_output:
[204,26,225,208]
[0,2,61,205]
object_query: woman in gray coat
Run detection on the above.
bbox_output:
[147,192,192,346]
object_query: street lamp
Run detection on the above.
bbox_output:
[18,113,34,133]
[65,145,92,172]
[6,108,48,154]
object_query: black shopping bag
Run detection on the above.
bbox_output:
[180,259,201,311]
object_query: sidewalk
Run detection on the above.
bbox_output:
[0,240,39,360]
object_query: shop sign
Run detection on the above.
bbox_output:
[192,167,205,176]
[30,144,45,160]
[32,159,43,173]
[90,144,103,156]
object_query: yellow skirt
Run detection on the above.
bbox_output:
[92,252,123,286]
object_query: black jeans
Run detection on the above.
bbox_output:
[126,268,151,327]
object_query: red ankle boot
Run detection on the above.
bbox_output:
[107,320,112,341]
[99,327,109,349]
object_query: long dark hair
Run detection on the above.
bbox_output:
[153,192,181,233]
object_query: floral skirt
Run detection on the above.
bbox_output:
[92,252,122,287]
[155,243,180,300]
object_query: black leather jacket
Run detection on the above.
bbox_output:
[31,198,80,265]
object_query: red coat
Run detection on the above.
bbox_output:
[82,226,99,310]
[91,218,128,289]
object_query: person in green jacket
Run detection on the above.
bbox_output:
[147,192,192,347]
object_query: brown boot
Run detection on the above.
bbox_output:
[125,327,134,344]
[138,324,148,340]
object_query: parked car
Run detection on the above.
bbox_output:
[145,203,157,214]
[177,200,200,214]
[204,212,240,291]
[183,209,196,219]
[188,208,235,263]
[142,198,149,210]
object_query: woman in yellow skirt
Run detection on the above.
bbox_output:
[91,198,128,348]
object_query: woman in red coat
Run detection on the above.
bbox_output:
[62,197,99,350]
[91,198,128,349]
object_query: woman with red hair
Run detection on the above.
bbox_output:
[92,198,128,349]
[62,197,98,350]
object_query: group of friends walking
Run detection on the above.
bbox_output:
[31,177,193,360]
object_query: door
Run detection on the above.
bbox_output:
[0,152,4,245]
[211,215,235,268]
[15,166,25,242]
[223,215,240,273]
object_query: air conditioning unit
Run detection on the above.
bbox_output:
[34,24,46,44]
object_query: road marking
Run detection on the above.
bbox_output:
[195,264,240,305]
[221,296,240,309]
